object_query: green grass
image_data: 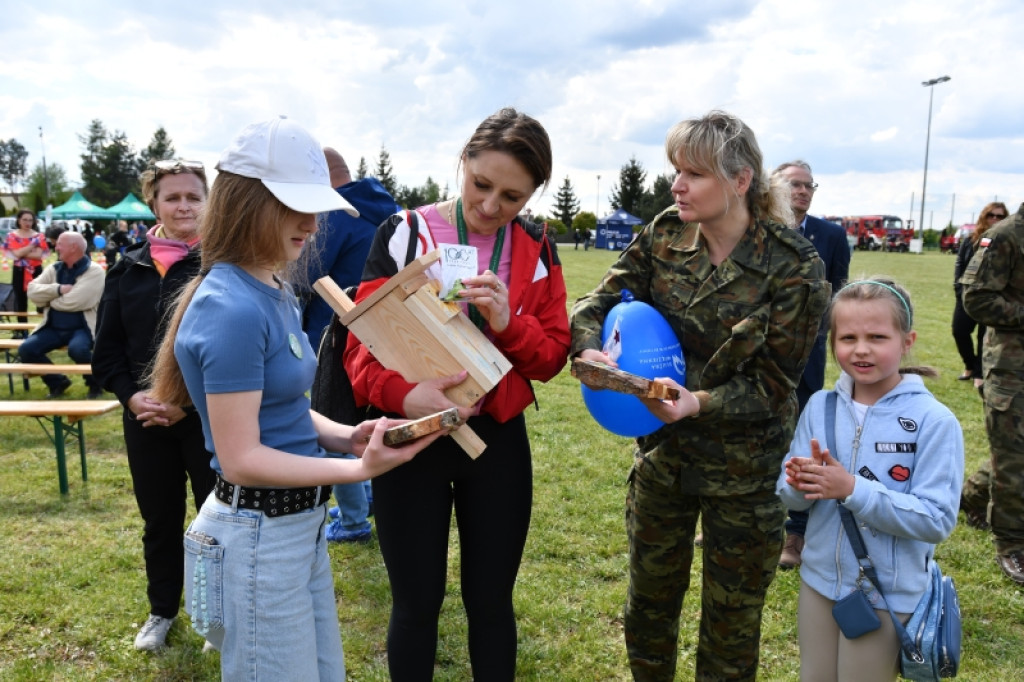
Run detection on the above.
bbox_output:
[1,248,1021,680]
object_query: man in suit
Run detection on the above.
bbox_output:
[773,160,851,568]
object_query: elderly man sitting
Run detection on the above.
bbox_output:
[19,231,105,399]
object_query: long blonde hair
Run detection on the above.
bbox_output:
[665,110,792,226]
[148,172,298,405]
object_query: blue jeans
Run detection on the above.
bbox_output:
[331,453,371,533]
[184,493,344,680]
[18,325,98,389]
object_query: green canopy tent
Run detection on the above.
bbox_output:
[107,193,155,221]
[48,191,117,220]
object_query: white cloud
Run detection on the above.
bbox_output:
[1,0,1021,225]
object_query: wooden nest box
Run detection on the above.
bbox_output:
[313,250,512,458]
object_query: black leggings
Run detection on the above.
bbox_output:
[11,265,42,324]
[952,295,985,376]
[373,413,532,682]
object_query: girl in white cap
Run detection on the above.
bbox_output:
[150,116,441,680]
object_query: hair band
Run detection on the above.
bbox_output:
[840,280,912,326]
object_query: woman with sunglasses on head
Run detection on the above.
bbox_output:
[92,159,216,651]
[148,118,439,680]
[952,201,1008,392]
[4,209,48,326]
[344,107,570,680]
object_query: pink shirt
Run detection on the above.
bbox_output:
[419,203,513,289]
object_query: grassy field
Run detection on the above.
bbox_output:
[1,247,1021,680]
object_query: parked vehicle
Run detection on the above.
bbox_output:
[841,215,914,252]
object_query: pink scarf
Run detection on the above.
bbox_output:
[147,225,200,276]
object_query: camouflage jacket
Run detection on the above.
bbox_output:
[961,202,1024,372]
[571,209,828,481]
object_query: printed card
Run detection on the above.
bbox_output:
[438,243,478,301]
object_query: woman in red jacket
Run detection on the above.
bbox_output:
[344,107,570,681]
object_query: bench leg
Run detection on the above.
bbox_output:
[54,417,69,496]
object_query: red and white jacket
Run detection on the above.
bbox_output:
[343,209,570,423]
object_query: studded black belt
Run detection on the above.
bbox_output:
[214,474,331,518]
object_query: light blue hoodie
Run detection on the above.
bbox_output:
[776,373,964,612]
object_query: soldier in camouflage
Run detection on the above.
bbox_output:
[570,111,829,681]
[961,202,1024,585]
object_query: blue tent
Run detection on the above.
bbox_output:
[596,209,643,250]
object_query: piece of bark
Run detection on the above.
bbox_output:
[383,407,464,446]
[570,358,680,400]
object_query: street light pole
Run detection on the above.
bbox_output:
[39,126,50,206]
[596,174,601,217]
[919,75,951,239]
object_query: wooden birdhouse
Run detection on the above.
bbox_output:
[313,250,512,458]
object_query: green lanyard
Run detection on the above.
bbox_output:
[455,198,506,330]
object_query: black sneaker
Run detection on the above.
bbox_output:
[960,494,990,531]
[87,387,104,399]
[45,379,72,400]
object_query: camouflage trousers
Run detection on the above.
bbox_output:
[983,370,1024,552]
[624,457,785,681]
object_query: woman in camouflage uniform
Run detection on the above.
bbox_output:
[571,111,829,681]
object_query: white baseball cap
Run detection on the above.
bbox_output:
[216,116,358,217]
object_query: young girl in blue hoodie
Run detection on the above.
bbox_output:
[777,278,964,681]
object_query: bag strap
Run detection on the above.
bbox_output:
[404,210,420,267]
[825,392,924,663]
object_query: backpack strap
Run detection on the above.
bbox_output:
[404,210,419,267]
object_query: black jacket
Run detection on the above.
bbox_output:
[92,240,201,409]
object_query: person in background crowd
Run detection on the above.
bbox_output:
[4,209,48,326]
[302,145,401,544]
[571,110,828,681]
[104,219,135,265]
[771,160,850,570]
[961,201,1024,585]
[20,231,104,399]
[149,116,439,680]
[344,107,569,681]
[953,202,1008,394]
[92,160,216,652]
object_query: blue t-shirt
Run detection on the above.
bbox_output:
[175,263,322,474]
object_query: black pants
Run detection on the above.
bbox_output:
[11,265,42,324]
[952,296,985,376]
[123,408,215,619]
[373,413,532,682]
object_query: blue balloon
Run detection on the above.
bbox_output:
[93,235,106,250]
[582,290,686,437]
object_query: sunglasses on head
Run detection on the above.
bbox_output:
[153,159,205,173]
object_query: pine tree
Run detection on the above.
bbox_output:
[609,156,647,216]
[356,157,368,180]
[637,173,674,224]
[373,146,398,196]
[138,127,176,172]
[552,176,581,228]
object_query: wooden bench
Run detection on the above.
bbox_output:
[0,322,36,332]
[0,362,96,395]
[0,399,121,495]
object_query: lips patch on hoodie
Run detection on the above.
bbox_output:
[889,465,911,482]
[875,442,916,454]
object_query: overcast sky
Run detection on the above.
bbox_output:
[2,0,1021,228]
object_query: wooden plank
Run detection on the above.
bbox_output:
[312,277,356,316]
[334,250,442,327]
[0,323,36,331]
[0,363,94,375]
[570,358,680,400]
[0,339,24,350]
[0,311,44,318]
[383,407,463,446]
[0,399,121,423]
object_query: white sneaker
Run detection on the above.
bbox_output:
[134,614,174,651]
[202,640,218,653]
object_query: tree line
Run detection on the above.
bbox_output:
[4,122,673,235]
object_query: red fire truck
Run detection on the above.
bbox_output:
[841,215,915,252]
